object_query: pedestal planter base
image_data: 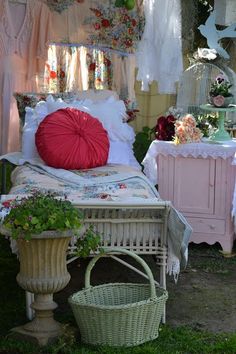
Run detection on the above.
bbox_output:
[11,294,62,346]
[11,323,61,347]
[0,230,74,347]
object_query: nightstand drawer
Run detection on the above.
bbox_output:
[187,217,225,234]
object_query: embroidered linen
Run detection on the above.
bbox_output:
[136,0,183,94]
[49,1,144,53]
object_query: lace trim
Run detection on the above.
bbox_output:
[143,140,236,184]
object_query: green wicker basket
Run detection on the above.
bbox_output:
[69,248,168,347]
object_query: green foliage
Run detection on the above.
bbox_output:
[195,113,218,137]
[115,0,135,10]
[210,80,232,98]
[2,192,101,257]
[0,160,14,194]
[1,325,236,353]
[76,225,102,258]
[3,192,82,240]
[133,126,155,165]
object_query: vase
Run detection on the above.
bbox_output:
[209,110,231,142]
[209,95,234,108]
[1,228,72,346]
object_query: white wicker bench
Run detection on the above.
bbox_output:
[26,201,171,322]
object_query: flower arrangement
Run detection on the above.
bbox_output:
[209,75,233,107]
[155,114,176,141]
[174,114,203,144]
[1,192,100,257]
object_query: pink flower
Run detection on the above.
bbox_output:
[174,114,202,144]
[212,95,225,107]
[94,23,101,30]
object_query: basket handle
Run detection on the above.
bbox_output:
[84,248,157,299]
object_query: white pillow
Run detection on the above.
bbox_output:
[44,95,135,143]
[21,107,42,160]
[75,89,119,101]
[85,98,135,142]
[108,141,141,170]
[21,94,139,168]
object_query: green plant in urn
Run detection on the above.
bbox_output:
[0,192,100,346]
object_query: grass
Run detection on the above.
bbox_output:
[1,237,236,354]
[186,243,236,275]
[1,162,236,353]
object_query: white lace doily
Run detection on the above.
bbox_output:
[142,140,236,185]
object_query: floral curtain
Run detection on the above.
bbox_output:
[42,44,137,109]
[40,0,144,108]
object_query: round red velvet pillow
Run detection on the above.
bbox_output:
[35,108,109,169]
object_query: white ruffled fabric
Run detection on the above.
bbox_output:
[136,0,183,94]
[142,140,236,185]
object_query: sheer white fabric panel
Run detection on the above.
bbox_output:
[136,0,183,94]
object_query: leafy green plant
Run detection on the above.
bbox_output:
[209,75,232,97]
[1,192,101,257]
[133,126,155,165]
[196,113,218,137]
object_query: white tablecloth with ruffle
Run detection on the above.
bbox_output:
[142,139,236,185]
[143,139,236,231]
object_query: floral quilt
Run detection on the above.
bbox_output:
[0,161,192,279]
[7,163,160,203]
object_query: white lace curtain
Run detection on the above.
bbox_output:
[136,0,183,94]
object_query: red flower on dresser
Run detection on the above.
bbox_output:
[155,115,176,141]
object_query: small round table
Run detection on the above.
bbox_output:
[200,104,236,142]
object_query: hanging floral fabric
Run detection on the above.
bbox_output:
[48,1,144,54]
[136,0,183,94]
[44,44,137,109]
[44,0,144,107]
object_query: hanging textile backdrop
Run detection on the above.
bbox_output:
[39,0,144,109]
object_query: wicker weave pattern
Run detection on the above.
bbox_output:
[69,248,168,347]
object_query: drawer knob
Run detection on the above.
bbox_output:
[209,224,215,230]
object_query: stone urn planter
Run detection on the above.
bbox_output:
[0,193,100,346]
[0,227,73,346]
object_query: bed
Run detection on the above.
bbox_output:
[0,90,192,321]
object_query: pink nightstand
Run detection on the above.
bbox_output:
[143,140,236,253]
